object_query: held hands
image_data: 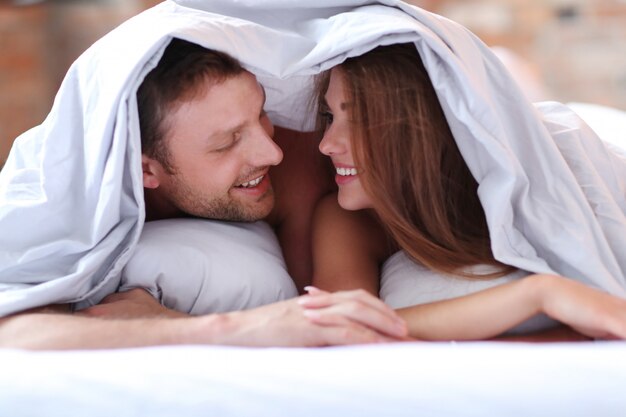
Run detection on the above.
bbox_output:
[214,287,411,347]
[297,286,411,342]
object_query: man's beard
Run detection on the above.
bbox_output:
[165,173,274,222]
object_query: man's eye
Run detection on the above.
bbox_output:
[215,143,234,152]
[214,132,241,152]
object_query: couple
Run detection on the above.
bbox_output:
[1,1,626,348]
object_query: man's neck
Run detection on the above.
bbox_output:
[143,188,185,222]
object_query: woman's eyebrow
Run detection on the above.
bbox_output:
[259,83,267,106]
[322,95,350,111]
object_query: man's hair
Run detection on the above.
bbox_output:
[316,43,513,278]
[137,38,244,173]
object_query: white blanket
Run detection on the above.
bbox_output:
[0,0,625,315]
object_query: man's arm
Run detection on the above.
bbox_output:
[0,290,408,350]
[0,312,215,349]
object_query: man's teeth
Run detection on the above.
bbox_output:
[238,175,264,188]
[336,167,359,176]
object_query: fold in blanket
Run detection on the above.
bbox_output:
[0,0,625,316]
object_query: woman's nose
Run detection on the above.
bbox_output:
[319,128,342,156]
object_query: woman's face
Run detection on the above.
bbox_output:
[319,69,374,211]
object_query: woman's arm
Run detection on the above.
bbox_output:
[307,195,626,341]
[301,274,626,341]
[0,292,407,350]
[393,274,626,340]
[311,194,392,296]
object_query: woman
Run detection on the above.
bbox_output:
[300,43,626,340]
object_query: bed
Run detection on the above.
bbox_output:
[2,341,626,416]
[1,1,626,415]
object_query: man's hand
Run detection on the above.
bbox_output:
[209,288,410,347]
[1,288,408,350]
[78,288,187,319]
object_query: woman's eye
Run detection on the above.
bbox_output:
[320,111,334,125]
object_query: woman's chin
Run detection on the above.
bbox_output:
[337,193,371,211]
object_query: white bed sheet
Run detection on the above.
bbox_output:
[1,342,625,417]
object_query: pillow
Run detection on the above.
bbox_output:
[120,219,298,315]
[380,251,558,335]
[566,102,626,154]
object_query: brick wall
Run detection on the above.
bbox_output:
[0,0,160,166]
[0,4,49,166]
[2,1,625,164]
[413,0,626,108]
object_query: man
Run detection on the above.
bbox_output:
[0,38,407,349]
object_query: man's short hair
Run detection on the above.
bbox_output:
[137,38,244,173]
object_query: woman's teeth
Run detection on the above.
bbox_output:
[238,175,264,188]
[336,167,359,176]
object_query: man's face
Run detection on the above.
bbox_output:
[148,71,283,221]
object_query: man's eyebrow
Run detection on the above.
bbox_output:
[210,83,265,140]
[212,120,245,139]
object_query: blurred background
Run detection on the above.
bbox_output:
[1,0,625,165]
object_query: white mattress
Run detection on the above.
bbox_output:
[1,342,625,417]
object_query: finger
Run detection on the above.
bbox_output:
[317,289,397,317]
[303,286,328,296]
[303,302,408,338]
[299,289,402,324]
[299,296,406,336]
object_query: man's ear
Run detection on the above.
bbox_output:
[142,154,162,189]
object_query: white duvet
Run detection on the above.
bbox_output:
[0,0,625,316]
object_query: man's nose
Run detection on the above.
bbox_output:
[251,128,283,167]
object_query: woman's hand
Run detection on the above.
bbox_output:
[536,274,626,339]
[297,286,411,340]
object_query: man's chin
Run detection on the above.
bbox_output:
[227,200,275,222]
[237,191,275,221]
[244,203,275,222]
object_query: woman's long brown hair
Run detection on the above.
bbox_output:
[316,43,512,278]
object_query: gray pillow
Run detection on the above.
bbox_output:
[120,219,297,315]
